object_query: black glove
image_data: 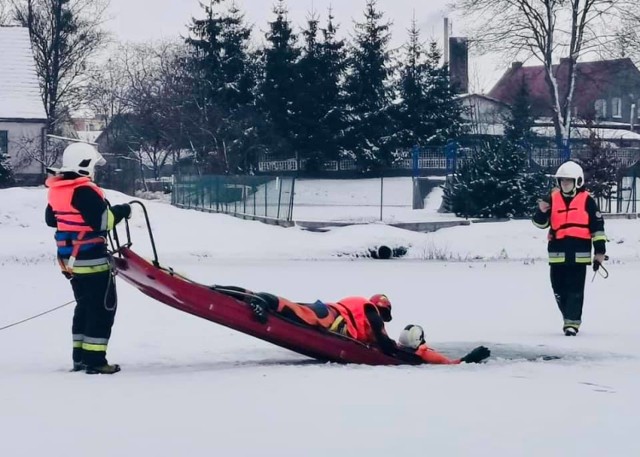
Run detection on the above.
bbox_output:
[248,299,268,324]
[460,346,491,364]
[122,203,132,219]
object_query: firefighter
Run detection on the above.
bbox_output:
[45,143,131,374]
[533,161,607,336]
[328,294,399,355]
[397,325,490,364]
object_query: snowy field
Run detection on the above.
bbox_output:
[291,176,459,222]
[2,186,640,456]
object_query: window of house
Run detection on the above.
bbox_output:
[612,97,622,118]
[0,131,8,156]
[594,99,607,118]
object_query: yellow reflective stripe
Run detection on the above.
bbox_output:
[107,209,115,230]
[329,315,344,332]
[532,220,549,229]
[73,341,83,348]
[549,258,565,263]
[592,235,607,242]
[576,257,591,264]
[82,342,107,352]
[72,264,111,275]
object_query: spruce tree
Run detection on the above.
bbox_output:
[443,81,547,218]
[344,0,394,170]
[318,10,347,162]
[422,42,464,144]
[261,0,300,156]
[295,9,348,169]
[185,0,259,172]
[395,22,465,148]
[579,132,620,206]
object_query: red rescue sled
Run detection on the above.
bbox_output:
[111,202,420,365]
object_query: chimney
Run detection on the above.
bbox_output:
[512,61,523,69]
[449,37,469,94]
[444,18,450,65]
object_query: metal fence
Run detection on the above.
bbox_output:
[171,174,296,223]
[258,146,640,174]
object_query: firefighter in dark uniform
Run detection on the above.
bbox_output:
[45,143,131,374]
[533,161,607,336]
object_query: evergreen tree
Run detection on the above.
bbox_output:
[344,0,394,170]
[443,79,547,218]
[295,9,347,169]
[317,10,348,162]
[185,0,259,172]
[443,140,548,218]
[504,81,537,148]
[421,42,464,144]
[261,0,300,156]
[579,132,621,206]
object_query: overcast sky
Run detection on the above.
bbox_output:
[105,0,504,92]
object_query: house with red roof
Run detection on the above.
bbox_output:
[489,58,640,134]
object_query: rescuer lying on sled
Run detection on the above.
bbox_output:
[246,292,490,364]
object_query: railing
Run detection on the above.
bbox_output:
[258,147,640,173]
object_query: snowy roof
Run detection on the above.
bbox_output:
[0,27,47,121]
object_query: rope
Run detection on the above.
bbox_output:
[0,300,75,332]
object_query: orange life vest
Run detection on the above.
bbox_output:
[415,344,460,365]
[550,190,591,240]
[46,176,105,232]
[330,297,379,343]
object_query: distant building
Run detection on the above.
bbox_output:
[0,26,47,184]
[489,58,640,132]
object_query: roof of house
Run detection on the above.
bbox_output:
[0,27,47,121]
[488,58,640,111]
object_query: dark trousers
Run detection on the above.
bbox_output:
[70,271,117,366]
[550,264,587,327]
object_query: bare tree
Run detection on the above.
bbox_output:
[1,1,14,24]
[12,0,109,133]
[455,0,640,147]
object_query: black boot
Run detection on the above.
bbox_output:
[85,363,121,375]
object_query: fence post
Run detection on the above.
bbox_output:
[445,140,457,173]
[288,177,296,222]
[276,176,283,220]
[380,176,384,221]
[264,178,269,218]
[412,145,419,177]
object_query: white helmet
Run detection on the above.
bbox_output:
[398,324,426,350]
[51,143,106,179]
[554,161,584,189]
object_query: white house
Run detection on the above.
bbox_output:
[0,26,47,184]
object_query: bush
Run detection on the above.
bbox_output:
[443,140,549,218]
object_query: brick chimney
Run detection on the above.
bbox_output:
[449,37,469,94]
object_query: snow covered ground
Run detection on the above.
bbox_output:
[2,186,640,456]
[292,176,459,222]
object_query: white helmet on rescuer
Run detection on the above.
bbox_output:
[50,142,106,179]
[554,161,584,189]
[398,324,426,350]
